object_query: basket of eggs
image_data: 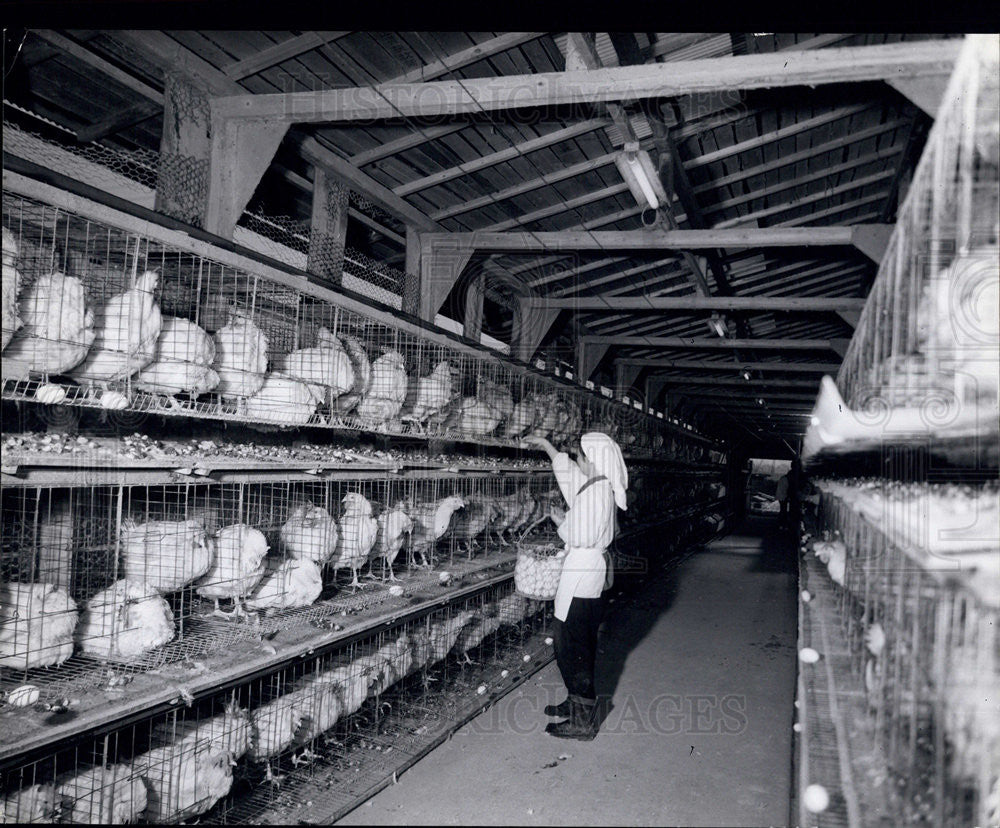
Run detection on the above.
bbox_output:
[514,543,566,600]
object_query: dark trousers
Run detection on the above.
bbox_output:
[552,595,605,701]
[778,500,788,525]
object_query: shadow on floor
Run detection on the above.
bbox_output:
[591,550,687,725]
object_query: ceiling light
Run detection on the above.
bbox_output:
[742,369,752,381]
[625,149,659,210]
[708,314,728,338]
[615,142,667,212]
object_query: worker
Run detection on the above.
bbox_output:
[522,431,628,741]
[776,471,791,527]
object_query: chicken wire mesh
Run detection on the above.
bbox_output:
[832,36,999,444]
[2,188,695,458]
[0,471,565,708]
[804,486,999,827]
[0,577,550,825]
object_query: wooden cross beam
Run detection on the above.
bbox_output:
[580,335,850,352]
[524,296,866,312]
[210,40,961,123]
[615,359,840,373]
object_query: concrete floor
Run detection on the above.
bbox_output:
[338,518,798,827]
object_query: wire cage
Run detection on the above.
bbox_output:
[0,576,550,825]
[806,485,999,827]
[0,471,558,716]
[806,35,1000,460]
[1,187,696,459]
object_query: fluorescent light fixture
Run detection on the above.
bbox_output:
[615,142,668,212]
[708,314,727,338]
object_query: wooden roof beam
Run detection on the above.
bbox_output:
[483,182,630,232]
[526,296,865,312]
[422,226,891,253]
[210,40,961,123]
[615,359,840,373]
[581,335,850,352]
[222,32,351,80]
[649,376,820,388]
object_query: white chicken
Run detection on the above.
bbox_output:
[504,396,540,438]
[277,327,355,408]
[134,316,219,398]
[195,524,269,619]
[332,492,378,590]
[166,701,252,761]
[408,627,433,675]
[280,503,339,565]
[374,632,415,686]
[0,581,77,670]
[452,397,502,436]
[121,517,215,594]
[245,557,323,613]
[212,315,269,400]
[401,360,455,432]
[355,350,408,425]
[454,604,503,664]
[75,579,175,661]
[327,659,379,717]
[4,271,95,376]
[2,226,23,351]
[333,333,372,415]
[289,674,343,742]
[247,692,308,761]
[478,379,514,423]
[450,497,501,556]
[244,374,318,426]
[69,270,162,387]
[814,538,848,587]
[407,495,466,568]
[496,592,530,626]
[56,764,148,825]
[138,741,234,823]
[427,610,475,665]
[0,783,60,824]
[370,503,413,582]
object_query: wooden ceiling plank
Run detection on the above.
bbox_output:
[75,100,162,143]
[649,376,820,388]
[483,182,630,232]
[350,123,468,167]
[209,40,962,123]
[223,32,351,80]
[393,32,546,83]
[33,30,165,104]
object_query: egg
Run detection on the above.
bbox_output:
[544,637,553,646]
[803,783,830,812]
[34,383,67,404]
[7,684,40,707]
[799,648,821,664]
[801,590,811,603]
[388,585,404,597]
[501,669,509,678]
[477,685,487,695]
[522,654,531,662]
[793,722,802,732]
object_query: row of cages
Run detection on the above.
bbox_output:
[0,469,726,707]
[806,488,999,827]
[0,477,726,825]
[0,188,716,461]
[808,36,999,462]
[0,577,551,825]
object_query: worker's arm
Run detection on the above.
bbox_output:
[522,435,559,460]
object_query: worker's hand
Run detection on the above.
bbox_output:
[522,436,558,458]
[549,505,566,526]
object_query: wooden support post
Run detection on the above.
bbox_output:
[887,74,951,118]
[418,235,476,322]
[512,300,561,364]
[463,267,485,341]
[307,166,350,285]
[851,223,895,263]
[646,375,670,409]
[204,111,288,239]
[576,339,612,382]
[615,362,643,397]
[402,227,422,316]
[155,71,212,226]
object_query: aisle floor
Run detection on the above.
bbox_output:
[338,518,798,827]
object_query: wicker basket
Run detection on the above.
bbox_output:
[514,545,565,600]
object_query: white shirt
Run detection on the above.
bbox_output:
[550,452,616,621]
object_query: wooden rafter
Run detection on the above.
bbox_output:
[210,40,961,123]
[392,119,609,197]
[222,32,351,80]
[655,376,820,388]
[482,182,630,232]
